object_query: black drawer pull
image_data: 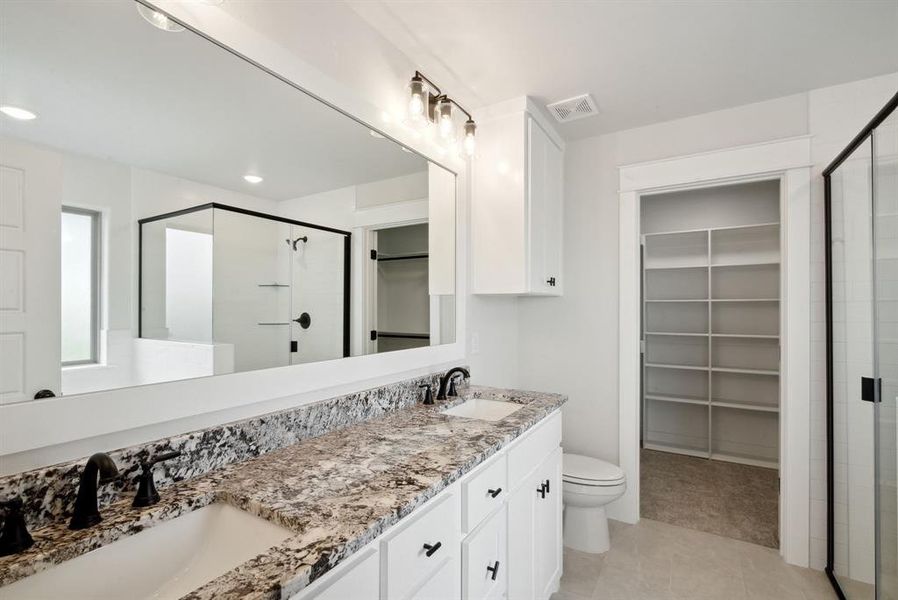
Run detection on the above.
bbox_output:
[537,484,546,499]
[487,560,500,581]
[544,479,550,494]
[487,487,502,498]
[423,542,442,557]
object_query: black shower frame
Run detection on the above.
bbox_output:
[137,202,352,358]
[823,90,898,600]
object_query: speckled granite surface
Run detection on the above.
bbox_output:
[0,386,565,599]
[0,372,448,532]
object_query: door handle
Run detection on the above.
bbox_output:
[537,484,546,499]
[422,541,442,557]
[486,560,500,581]
[487,488,502,498]
[543,479,550,494]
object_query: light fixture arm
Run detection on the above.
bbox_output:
[414,70,442,96]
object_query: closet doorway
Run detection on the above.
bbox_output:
[639,180,782,548]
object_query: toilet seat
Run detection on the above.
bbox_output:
[562,453,625,487]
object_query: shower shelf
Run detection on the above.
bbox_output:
[374,331,430,339]
[258,283,290,288]
[257,322,290,326]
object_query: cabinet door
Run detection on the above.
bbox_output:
[409,555,460,600]
[463,506,508,600]
[507,478,536,600]
[534,448,563,599]
[292,548,379,600]
[527,118,563,296]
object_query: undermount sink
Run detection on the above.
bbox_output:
[1,503,293,600]
[442,398,523,422]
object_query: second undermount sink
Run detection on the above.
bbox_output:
[442,398,523,422]
[1,503,293,600]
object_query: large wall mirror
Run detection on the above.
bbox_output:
[0,1,456,401]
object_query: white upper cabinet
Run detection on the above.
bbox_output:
[472,97,564,296]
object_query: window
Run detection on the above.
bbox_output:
[61,207,100,365]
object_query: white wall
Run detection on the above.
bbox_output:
[509,72,897,569]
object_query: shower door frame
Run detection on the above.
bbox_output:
[137,202,352,358]
[823,91,898,600]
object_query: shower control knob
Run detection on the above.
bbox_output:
[293,313,311,329]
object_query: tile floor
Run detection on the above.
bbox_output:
[551,519,835,600]
[640,449,779,548]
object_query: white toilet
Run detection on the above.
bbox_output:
[562,453,626,554]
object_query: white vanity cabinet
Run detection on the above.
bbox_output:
[289,410,562,600]
[472,97,564,296]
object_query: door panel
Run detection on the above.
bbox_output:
[0,139,62,403]
[534,448,562,599]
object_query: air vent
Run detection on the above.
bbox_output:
[546,94,598,123]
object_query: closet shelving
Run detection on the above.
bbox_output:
[642,220,781,469]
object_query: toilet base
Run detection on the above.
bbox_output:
[563,504,610,554]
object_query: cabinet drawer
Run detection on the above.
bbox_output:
[381,490,460,600]
[462,454,507,532]
[408,555,460,600]
[462,505,508,600]
[508,410,562,487]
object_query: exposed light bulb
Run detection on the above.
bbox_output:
[243,174,263,184]
[408,75,426,120]
[136,5,185,32]
[463,120,476,157]
[0,105,37,120]
[437,99,454,140]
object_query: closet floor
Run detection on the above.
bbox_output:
[640,448,779,548]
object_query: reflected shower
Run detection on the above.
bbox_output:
[287,236,308,251]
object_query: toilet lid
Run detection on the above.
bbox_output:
[562,453,625,485]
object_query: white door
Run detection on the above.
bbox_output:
[0,138,62,403]
[534,449,563,599]
[527,117,563,296]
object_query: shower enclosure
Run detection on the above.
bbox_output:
[826,92,898,600]
[139,203,350,375]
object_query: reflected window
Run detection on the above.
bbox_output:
[61,207,100,365]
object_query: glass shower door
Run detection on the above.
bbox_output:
[830,136,876,599]
[875,108,898,600]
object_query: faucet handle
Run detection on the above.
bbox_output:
[0,497,34,556]
[133,451,181,508]
[419,384,434,405]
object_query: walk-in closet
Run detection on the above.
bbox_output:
[639,179,782,548]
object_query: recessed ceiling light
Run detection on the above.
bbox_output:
[369,130,385,139]
[136,4,185,32]
[0,105,37,121]
[243,174,263,184]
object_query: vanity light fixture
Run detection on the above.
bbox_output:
[405,71,476,157]
[0,105,37,121]
[136,4,186,32]
[243,174,263,184]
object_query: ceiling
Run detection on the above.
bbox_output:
[0,1,427,201]
[349,0,898,140]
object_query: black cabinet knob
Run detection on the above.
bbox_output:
[486,560,500,581]
[423,541,442,557]
[546,277,556,287]
[544,479,551,494]
[537,484,546,499]
[487,488,502,498]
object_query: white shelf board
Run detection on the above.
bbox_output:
[644,332,708,337]
[711,366,779,376]
[645,299,708,303]
[710,260,780,268]
[711,333,779,339]
[711,400,779,413]
[645,363,708,372]
[710,298,779,303]
[645,264,709,271]
[643,442,710,459]
[643,221,780,237]
[710,452,778,470]
[646,394,708,407]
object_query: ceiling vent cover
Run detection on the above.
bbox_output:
[546,94,598,123]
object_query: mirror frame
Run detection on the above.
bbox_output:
[0,0,466,462]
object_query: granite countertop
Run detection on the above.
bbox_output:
[0,385,566,599]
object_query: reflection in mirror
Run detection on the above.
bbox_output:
[0,0,456,400]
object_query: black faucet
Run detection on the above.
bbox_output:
[69,453,119,530]
[133,451,182,507]
[436,366,470,400]
[0,498,34,556]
